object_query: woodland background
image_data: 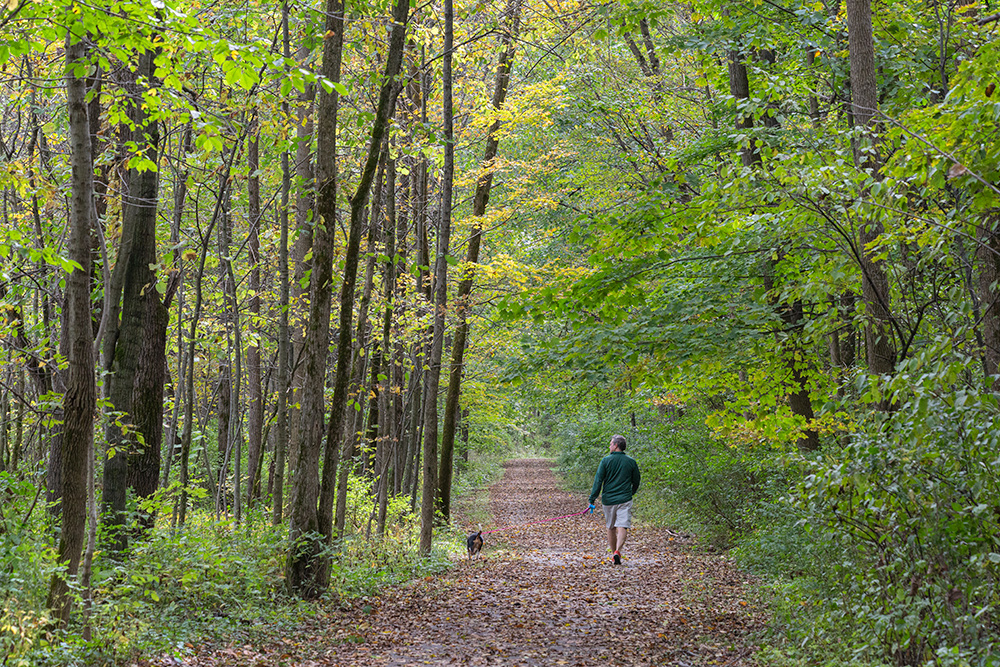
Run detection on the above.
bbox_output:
[0,0,998,664]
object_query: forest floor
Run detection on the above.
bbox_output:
[156,459,766,666]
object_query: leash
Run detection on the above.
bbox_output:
[482,507,591,535]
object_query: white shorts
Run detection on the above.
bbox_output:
[602,500,633,529]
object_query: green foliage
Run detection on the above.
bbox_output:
[5,474,456,666]
[640,406,780,550]
[0,474,57,665]
[556,417,616,490]
[778,379,1000,665]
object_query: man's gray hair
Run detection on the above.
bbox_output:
[611,434,627,452]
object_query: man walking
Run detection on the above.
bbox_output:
[588,434,640,565]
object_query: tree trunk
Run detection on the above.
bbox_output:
[847,0,896,391]
[273,0,293,526]
[420,0,454,554]
[47,23,96,624]
[224,255,243,523]
[287,46,317,483]
[727,45,758,167]
[376,153,398,534]
[176,140,240,526]
[164,113,192,495]
[102,45,171,546]
[247,121,265,509]
[437,0,521,521]
[319,0,411,546]
[391,165,409,496]
[216,176,234,485]
[285,0,345,599]
[977,215,1000,390]
[334,157,385,535]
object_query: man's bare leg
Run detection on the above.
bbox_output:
[615,527,627,553]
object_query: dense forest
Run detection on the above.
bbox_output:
[0,0,998,663]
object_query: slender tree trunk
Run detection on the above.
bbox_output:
[334,154,385,535]
[378,151,398,520]
[177,141,240,526]
[217,176,234,488]
[26,80,66,513]
[273,0,293,526]
[391,166,409,496]
[420,0,454,554]
[47,23,96,624]
[438,0,521,520]
[318,0,411,551]
[247,121,264,509]
[224,256,243,523]
[164,114,192,495]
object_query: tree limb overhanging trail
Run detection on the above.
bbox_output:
[154,459,765,666]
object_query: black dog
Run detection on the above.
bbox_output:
[466,530,484,560]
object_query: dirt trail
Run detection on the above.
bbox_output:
[324,459,764,666]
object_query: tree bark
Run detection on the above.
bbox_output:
[163,112,192,496]
[247,120,264,509]
[420,0,454,554]
[285,0,345,598]
[273,0,293,526]
[333,159,385,536]
[287,45,317,483]
[977,215,1000,390]
[176,139,240,526]
[47,23,96,624]
[318,0,411,548]
[727,45,758,167]
[438,0,521,521]
[102,45,171,546]
[847,0,896,392]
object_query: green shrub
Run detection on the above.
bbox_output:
[792,385,1000,666]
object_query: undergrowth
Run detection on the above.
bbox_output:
[2,467,482,667]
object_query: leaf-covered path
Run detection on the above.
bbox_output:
[163,459,764,666]
[329,459,762,665]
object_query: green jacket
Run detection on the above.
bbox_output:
[589,451,641,506]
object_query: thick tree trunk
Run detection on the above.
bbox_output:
[102,46,170,547]
[287,50,317,482]
[977,216,1000,390]
[727,47,758,167]
[285,0,345,599]
[847,0,896,392]
[438,0,521,521]
[47,24,96,624]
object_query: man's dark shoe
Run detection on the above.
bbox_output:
[613,551,621,565]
